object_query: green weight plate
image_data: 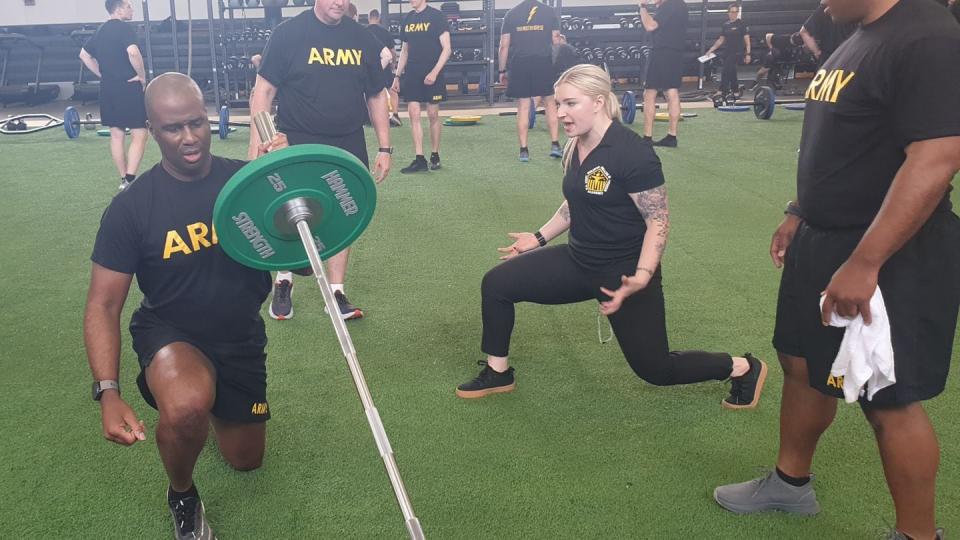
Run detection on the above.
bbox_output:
[213,144,377,271]
[64,106,80,139]
[97,129,111,136]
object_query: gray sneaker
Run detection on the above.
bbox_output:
[168,493,216,539]
[714,469,820,515]
[885,528,944,540]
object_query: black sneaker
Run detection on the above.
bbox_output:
[401,157,429,174]
[324,290,364,320]
[456,360,516,399]
[652,134,678,148]
[518,148,530,162]
[429,153,442,170]
[641,135,653,145]
[269,279,293,320]
[389,114,403,127]
[723,353,768,409]
[118,178,131,191]
[885,528,945,540]
[168,490,216,540]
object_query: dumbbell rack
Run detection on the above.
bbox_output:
[215,0,291,109]
[381,0,496,104]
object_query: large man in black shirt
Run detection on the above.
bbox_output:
[393,0,451,173]
[84,73,288,540]
[79,0,148,190]
[499,0,562,162]
[714,1,960,538]
[250,0,392,323]
[639,0,689,148]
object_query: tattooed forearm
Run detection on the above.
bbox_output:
[630,186,670,257]
[557,200,570,222]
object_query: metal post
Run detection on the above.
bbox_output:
[169,0,180,72]
[33,46,43,96]
[142,0,154,78]
[698,0,708,90]
[207,0,221,110]
[486,0,495,103]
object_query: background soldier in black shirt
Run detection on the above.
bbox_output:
[367,9,403,127]
[715,1,960,537]
[705,4,751,98]
[250,0,391,323]
[456,65,767,411]
[84,73,287,540]
[393,0,451,173]
[798,2,856,65]
[552,34,581,81]
[639,0,689,148]
[79,0,148,190]
[499,0,563,162]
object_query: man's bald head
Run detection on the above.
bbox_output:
[145,72,204,122]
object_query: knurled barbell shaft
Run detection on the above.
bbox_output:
[289,213,424,540]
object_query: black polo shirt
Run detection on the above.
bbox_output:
[720,18,749,55]
[562,121,666,273]
[796,0,960,229]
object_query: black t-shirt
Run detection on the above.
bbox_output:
[651,0,689,50]
[400,6,448,66]
[951,2,960,24]
[91,157,272,343]
[502,0,559,60]
[366,23,395,50]
[82,19,137,82]
[796,0,960,229]
[258,11,386,137]
[562,121,666,272]
[720,18,749,55]
[553,42,580,76]
[803,5,857,60]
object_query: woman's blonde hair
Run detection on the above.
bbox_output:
[553,64,621,172]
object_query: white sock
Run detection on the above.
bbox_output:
[331,283,344,294]
[275,271,293,284]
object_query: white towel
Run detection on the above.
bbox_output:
[820,287,896,403]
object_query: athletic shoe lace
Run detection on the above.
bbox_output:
[274,281,291,303]
[171,497,198,534]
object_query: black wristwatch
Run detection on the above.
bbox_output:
[378,147,393,154]
[784,200,802,218]
[92,380,120,401]
[534,231,547,247]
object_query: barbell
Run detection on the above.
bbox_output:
[63,106,244,140]
[212,112,423,540]
[714,86,806,120]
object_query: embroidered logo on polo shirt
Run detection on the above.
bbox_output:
[584,166,612,195]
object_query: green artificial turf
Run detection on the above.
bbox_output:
[0,109,957,539]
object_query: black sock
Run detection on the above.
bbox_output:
[776,467,810,487]
[520,146,528,152]
[664,134,677,140]
[551,140,559,146]
[168,483,199,502]
[415,154,426,162]
[124,173,136,183]
[430,152,439,160]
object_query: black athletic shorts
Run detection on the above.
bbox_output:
[99,79,147,129]
[644,47,684,91]
[773,210,960,407]
[400,63,446,104]
[285,128,369,168]
[506,55,556,99]
[130,309,271,423]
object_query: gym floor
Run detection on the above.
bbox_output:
[1,109,957,538]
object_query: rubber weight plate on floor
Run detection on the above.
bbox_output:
[213,144,377,270]
[718,105,751,112]
[64,106,80,139]
[753,85,776,120]
[621,91,636,124]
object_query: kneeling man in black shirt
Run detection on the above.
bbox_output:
[715,1,960,538]
[83,73,288,540]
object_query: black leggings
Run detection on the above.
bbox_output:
[719,53,741,95]
[481,245,734,386]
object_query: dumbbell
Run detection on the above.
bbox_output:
[582,18,593,30]
[226,56,238,71]
[604,47,618,62]
[449,19,458,32]
[561,18,569,31]
[473,49,482,61]
[452,50,464,62]
[616,46,629,61]
[580,48,594,62]
[620,18,632,29]
[593,48,605,62]
[569,18,582,31]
